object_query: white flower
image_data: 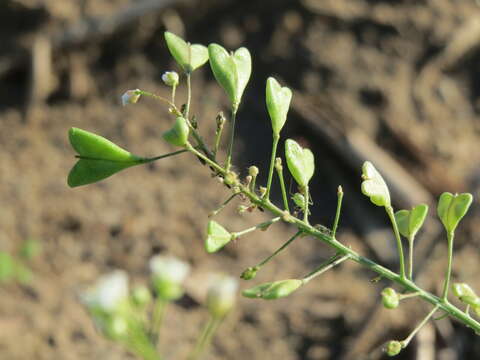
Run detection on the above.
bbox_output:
[161,71,179,87]
[121,89,141,106]
[82,270,129,312]
[207,274,238,317]
[149,255,190,284]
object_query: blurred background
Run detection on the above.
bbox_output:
[1,0,480,359]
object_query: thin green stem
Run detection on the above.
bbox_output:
[186,73,192,119]
[186,143,224,174]
[209,193,238,217]
[331,186,344,238]
[442,231,455,301]
[150,298,167,345]
[171,85,176,104]
[225,108,237,172]
[408,235,414,280]
[401,305,439,347]
[232,217,281,238]
[255,231,302,270]
[303,186,310,224]
[188,316,222,360]
[135,90,182,116]
[386,206,406,280]
[398,291,421,300]
[265,135,280,200]
[275,159,290,212]
[302,254,351,283]
[144,149,188,163]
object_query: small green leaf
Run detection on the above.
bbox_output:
[285,139,314,188]
[164,32,208,73]
[205,221,232,253]
[361,161,390,207]
[394,204,428,239]
[162,117,189,147]
[266,77,292,135]
[208,44,251,109]
[437,192,473,233]
[68,128,144,187]
[242,279,302,300]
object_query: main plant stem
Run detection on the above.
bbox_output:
[187,147,480,334]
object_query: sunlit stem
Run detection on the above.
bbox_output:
[466,305,471,316]
[126,320,162,360]
[225,107,238,172]
[150,298,167,345]
[209,193,238,217]
[331,186,344,238]
[400,305,439,348]
[302,254,351,283]
[135,90,182,116]
[252,231,302,272]
[185,73,192,119]
[232,217,281,238]
[265,134,280,200]
[275,158,290,212]
[386,205,406,280]
[408,235,415,280]
[442,231,455,301]
[303,186,310,224]
[171,84,177,104]
[188,316,222,360]
[398,291,421,300]
[143,149,189,163]
[186,143,224,175]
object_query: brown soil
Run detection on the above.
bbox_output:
[1,0,480,359]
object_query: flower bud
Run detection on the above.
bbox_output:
[381,287,400,309]
[149,255,190,301]
[292,193,305,209]
[207,275,238,318]
[274,157,283,171]
[385,340,402,356]
[131,285,151,307]
[162,71,179,87]
[121,89,141,106]
[248,166,259,177]
[240,267,258,280]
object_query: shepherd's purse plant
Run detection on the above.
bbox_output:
[67,31,479,357]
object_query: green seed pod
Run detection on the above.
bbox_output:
[208,44,251,110]
[437,192,473,234]
[385,340,402,357]
[205,220,232,253]
[249,166,259,177]
[68,128,144,187]
[452,283,477,299]
[361,161,391,208]
[242,279,302,300]
[164,32,208,73]
[266,77,292,135]
[162,117,190,147]
[381,287,400,309]
[240,267,258,280]
[285,139,314,188]
[394,204,429,239]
